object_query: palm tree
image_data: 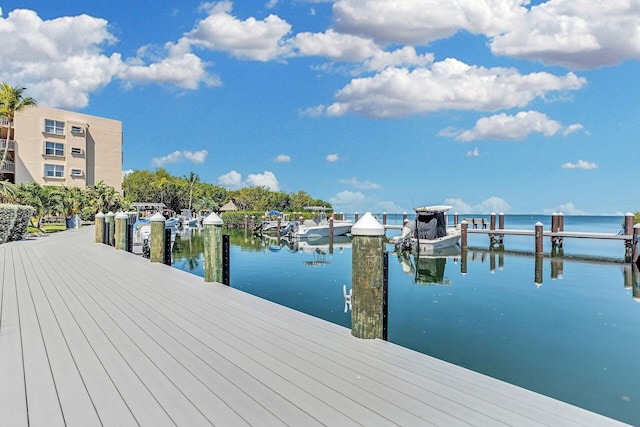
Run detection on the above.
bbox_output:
[185,171,200,211]
[0,179,17,203]
[0,83,37,176]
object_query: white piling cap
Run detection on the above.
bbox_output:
[115,212,128,219]
[105,211,115,217]
[95,212,105,218]
[149,212,166,222]
[203,212,224,225]
[351,212,384,236]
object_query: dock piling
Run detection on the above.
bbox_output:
[105,212,115,246]
[535,222,543,254]
[350,213,386,340]
[95,212,105,243]
[115,212,128,251]
[203,212,224,283]
[461,220,468,249]
[149,212,166,263]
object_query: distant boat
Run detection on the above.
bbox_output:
[389,205,460,253]
[281,207,352,239]
[254,210,290,234]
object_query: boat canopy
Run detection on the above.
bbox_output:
[267,210,281,215]
[415,211,447,239]
[414,205,452,213]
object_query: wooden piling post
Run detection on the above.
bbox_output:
[105,212,115,246]
[354,212,359,223]
[625,212,634,236]
[250,215,255,230]
[277,216,281,236]
[382,212,387,225]
[329,217,334,242]
[95,212,105,243]
[203,212,224,283]
[115,212,128,251]
[149,212,166,263]
[633,224,640,263]
[351,213,386,339]
[244,215,248,231]
[461,220,468,249]
[499,212,504,230]
[535,221,543,255]
[490,212,496,231]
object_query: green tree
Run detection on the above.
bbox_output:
[185,171,200,211]
[0,83,37,175]
[17,182,63,228]
[0,180,17,203]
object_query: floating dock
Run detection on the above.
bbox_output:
[0,227,627,426]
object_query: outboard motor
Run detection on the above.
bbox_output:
[280,221,299,237]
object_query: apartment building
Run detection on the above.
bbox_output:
[0,105,122,192]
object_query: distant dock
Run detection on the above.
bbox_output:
[1,227,628,425]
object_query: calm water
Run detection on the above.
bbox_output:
[171,215,640,425]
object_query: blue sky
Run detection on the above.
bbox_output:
[1,1,638,215]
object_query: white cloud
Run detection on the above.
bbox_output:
[123,169,134,176]
[326,153,340,162]
[290,29,433,71]
[0,8,217,109]
[454,111,564,142]
[217,169,280,190]
[489,0,640,69]
[151,149,208,167]
[182,1,292,61]
[543,202,586,215]
[563,123,584,136]
[274,154,291,163]
[467,147,480,157]
[339,177,381,190]
[333,0,522,45]
[217,170,243,189]
[561,160,598,170]
[324,61,585,118]
[444,196,512,214]
[245,171,280,190]
[329,190,366,210]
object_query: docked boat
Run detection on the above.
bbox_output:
[254,210,290,234]
[280,207,352,239]
[389,205,460,253]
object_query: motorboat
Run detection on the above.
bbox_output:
[389,205,460,253]
[280,207,352,239]
[254,210,290,234]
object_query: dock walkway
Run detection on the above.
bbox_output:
[0,227,627,426]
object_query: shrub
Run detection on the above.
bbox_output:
[0,204,18,244]
[8,205,35,241]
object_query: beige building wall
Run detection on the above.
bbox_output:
[6,106,122,192]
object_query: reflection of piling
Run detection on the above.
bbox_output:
[460,249,468,275]
[550,250,564,280]
[489,212,503,247]
[534,254,543,286]
[105,212,115,246]
[95,212,105,243]
[244,215,248,232]
[632,263,640,299]
[351,213,386,340]
[490,252,496,273]
[204,212,224,283]
[149,212,166,263]
[115,212,128,251]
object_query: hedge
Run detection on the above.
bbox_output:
[220,211,315,229]
[0,204,36,244]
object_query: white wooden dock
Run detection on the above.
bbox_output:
[0,227,628,426]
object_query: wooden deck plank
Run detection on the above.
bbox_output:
[0,247,28,427]
[24,247,138,426]
[11,246,66,427]
[17,245,105,427]
[31,246,177,427]
[0,228,630,426]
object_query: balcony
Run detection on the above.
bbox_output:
[0,139,15,151]
[1,160,15,173]
[0,116,8,126]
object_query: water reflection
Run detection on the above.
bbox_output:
[394,246,461,285]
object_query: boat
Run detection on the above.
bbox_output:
[254,210,290,234]
[389,205,460,253]
[280,207,352,239]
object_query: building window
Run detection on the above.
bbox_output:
[44,141,65,156]
[44,119,65,135]
[71,147,83,155]
[70,125,83,133]
[70,169,83,176]
[44,164,64,178]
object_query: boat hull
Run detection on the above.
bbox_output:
[405,229,461,254]
[295,222,352,239]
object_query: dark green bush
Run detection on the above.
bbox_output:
[0,204,17,244]
[8,205,35,242]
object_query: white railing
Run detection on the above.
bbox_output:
[0,116,8,126]
[0,139,15,150]
[0,161,15,173]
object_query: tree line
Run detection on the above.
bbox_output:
[0,168,333,228]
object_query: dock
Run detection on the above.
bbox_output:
[0,227,627,426]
